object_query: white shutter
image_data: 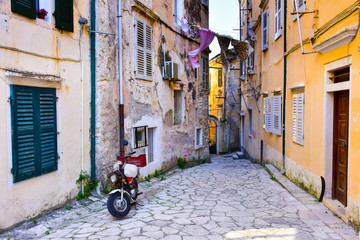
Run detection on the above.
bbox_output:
[292,93,304,145]
[262,9,269,51]
[296,93,304,145]
[135,19,152,80]
[272,95,282,135]
[292,94,298,142]
[145,25,152,79]
[264,97,273,132]
[274,0,282,40]
[293,0,306,21]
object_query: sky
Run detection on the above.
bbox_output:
[209,0,240,59]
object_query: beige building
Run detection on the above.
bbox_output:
[0,0,91,230]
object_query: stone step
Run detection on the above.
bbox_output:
[237,151,245,159]
[232,154,239,160]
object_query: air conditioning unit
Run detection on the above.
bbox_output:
[164,61,179,79]
[247,69,255,75]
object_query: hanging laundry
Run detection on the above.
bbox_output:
[180,18,190,34]
[217,34,232,68]
[217,34,232,53]
[188,27,215,68]
[231,39,253,61]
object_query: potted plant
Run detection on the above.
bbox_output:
[36,9,48,19]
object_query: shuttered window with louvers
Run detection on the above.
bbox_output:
[55,0,74,32]
[292,93,304,145]
[274,0,282,40]
[11,0,36,19]
[11,85,58,183]
[135,18,153,80]
[264,97,273,132]
[262,9,269,51]
[272,95,282,135]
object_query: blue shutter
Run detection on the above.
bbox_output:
[11,86,58,183]
[11,0,36,19]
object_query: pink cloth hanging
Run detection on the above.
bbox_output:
[188,27,215,69]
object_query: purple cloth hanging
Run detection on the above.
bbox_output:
[188,27,215,69]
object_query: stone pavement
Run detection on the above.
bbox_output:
[1,156,359,240]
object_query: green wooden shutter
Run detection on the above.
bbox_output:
[11,86,58,183]
[11,86,37,182]
[39,90,58,174]
[11,0,36,19]
[55,0,74,32]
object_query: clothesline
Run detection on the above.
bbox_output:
[179,17,253,69]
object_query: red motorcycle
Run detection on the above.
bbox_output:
[107,140,146,218]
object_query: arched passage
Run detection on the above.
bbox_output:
[209,115,220,154]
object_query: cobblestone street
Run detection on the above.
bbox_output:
[2,156,359,240]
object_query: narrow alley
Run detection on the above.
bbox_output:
[2,156,358,240]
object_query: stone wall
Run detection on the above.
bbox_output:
[95,0,210,182]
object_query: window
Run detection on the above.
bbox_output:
[195,128,203,148]
[264,95,282,135]
[248,108,253,136]
[218,69,222,87]
[11,0,37,19]
[261,9,269,51]
[194,68,198,80]
[201,54,209,90]
[293,0,306,21]
[55,0,74,32]
[174,0,183,25]
[134,126,148,149]
[264,97,272,132]
[135,18,153,80]
[247,42,254,70]
[274,0,282,40]
[272,95,282,135]
[10,85,58,183]
[292,93,304,145]
[174,90,184,125]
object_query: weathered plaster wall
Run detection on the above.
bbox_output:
[95,0,210,181]
[0,2,91,230]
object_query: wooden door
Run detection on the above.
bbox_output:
[333,91,349,206]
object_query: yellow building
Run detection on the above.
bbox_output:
[0,1,91,230]
[209,50,243,154]
[245,0,360,226]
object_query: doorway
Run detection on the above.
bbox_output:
[148,128,155,163]
[332,90,349,206]
[209,116,220,154]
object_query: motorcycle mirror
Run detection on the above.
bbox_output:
[122,139,128,146]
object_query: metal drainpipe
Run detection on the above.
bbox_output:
[239,0,242,151]
[282,0,287,174]
[118,0,125,156]
[90,0,96,181]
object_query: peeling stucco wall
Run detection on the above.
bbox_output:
[95,0,210,182]
[0,1,91,230]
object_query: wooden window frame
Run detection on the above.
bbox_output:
[135,18,153,81]
[10,85,58,183]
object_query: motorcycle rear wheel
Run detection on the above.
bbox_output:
[107,192,131,218]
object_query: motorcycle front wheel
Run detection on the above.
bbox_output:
[107,192,131,218]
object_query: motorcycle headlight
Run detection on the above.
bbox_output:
[110,174,117,183]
